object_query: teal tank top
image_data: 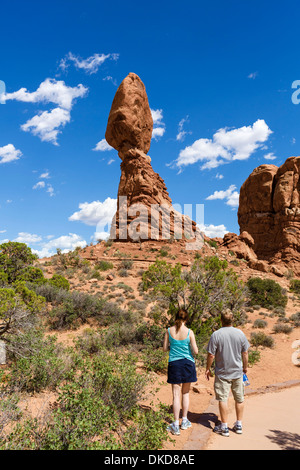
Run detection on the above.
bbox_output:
[168,328,195,363]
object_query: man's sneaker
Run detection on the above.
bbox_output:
[213,424,229,437]
[233,423,243,434]
[167,422,180,435]
[181,419,192,430]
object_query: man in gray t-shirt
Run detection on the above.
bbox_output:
[205,309,250,437]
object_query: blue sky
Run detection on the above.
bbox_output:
[1,0,300,257]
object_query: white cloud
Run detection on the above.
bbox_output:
[40,171,50,179]
[151,108,166,141]
[21,107,71,145]
[0,144,22,164]
[107,158,115,165]
[176,116,191,142]
[248,72,258,79]
[206,184,239,208]
[0,230,7,234]
[198,223,229,238]
[93,138,113,152]
[14,232,42,244]
[152,127,165,139]
[33,181,46,190]
[46,184,55,197]
[175,119,272,170]
[215,173,224,179]
[69,197,117,227]
[264,152,277,160]
[226,191,240,207]
[32,233,87,258]
[59,52,119,75]
[4,78,88,111]
[91,231,110,242]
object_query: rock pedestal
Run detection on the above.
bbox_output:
[105,73,199,242]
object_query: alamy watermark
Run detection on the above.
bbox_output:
[96,197,205,250]
[0,80,5,104]
[291,80,300,104]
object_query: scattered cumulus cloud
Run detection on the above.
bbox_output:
[176,116,191,142]
[197,223,229,238]
[4,78,88,111]
[264,152,277,160]
[206,184,239,208]
[175,119,272,170]
[14,232,42,244]
[32,233,87,258]
[4,78,88,145]
[69,197,117,227]
[21,107,71,145]
[93,139,113,152]
[0,144,22,164]
[59,52,119,75]
[248,71,258,79]
[151,108,166,140]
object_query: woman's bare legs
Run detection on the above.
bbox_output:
[182,383,191,419]
[171,384,181,421]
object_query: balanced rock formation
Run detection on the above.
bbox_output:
[236,156,300,275]
[105,73,200,243]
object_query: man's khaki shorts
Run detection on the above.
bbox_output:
[214,375,244,402]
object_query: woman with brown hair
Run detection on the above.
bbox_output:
[163,308,198,436]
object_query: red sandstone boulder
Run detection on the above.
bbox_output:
[238,156,300,275]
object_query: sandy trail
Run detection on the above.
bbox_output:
[205,385,300,450]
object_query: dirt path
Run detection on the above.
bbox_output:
[203,384,300,450]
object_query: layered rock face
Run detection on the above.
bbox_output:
[105,73,198,242]
[237,156,300,274]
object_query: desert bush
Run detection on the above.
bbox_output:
[118,268,129,277]
[48,274,70,291]
[142,257,247,335]
[8,331,74,393]
[290,279,300,295]
[16,266,46,285]
[290,312,300,327]
[0,242,38,283]
[142,347,168,372]
[120,259,133,270]
[273,323,293,334]
[0,350,170,450]
[95,261,114,271]
[250,331,274,348]
[253,319,268,329]
[247,277,287,310]
[248,349,261,366]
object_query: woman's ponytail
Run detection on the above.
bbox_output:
[174,308,189,333]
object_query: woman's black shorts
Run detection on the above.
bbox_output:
[167,358,197,384]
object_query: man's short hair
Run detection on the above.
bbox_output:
[221,309,233,326]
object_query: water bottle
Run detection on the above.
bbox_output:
[243,373,250,386]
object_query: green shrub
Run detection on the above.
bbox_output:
[9,332,73,393]
[16,266,46,285]
[248,349,261,366]
[49,274,70,291]
[290,279,300,295]
[247,277,287,309]
[0,242,38,283]
[250,331,274,348]
[95,261,114,271]
[142,347,168,372]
